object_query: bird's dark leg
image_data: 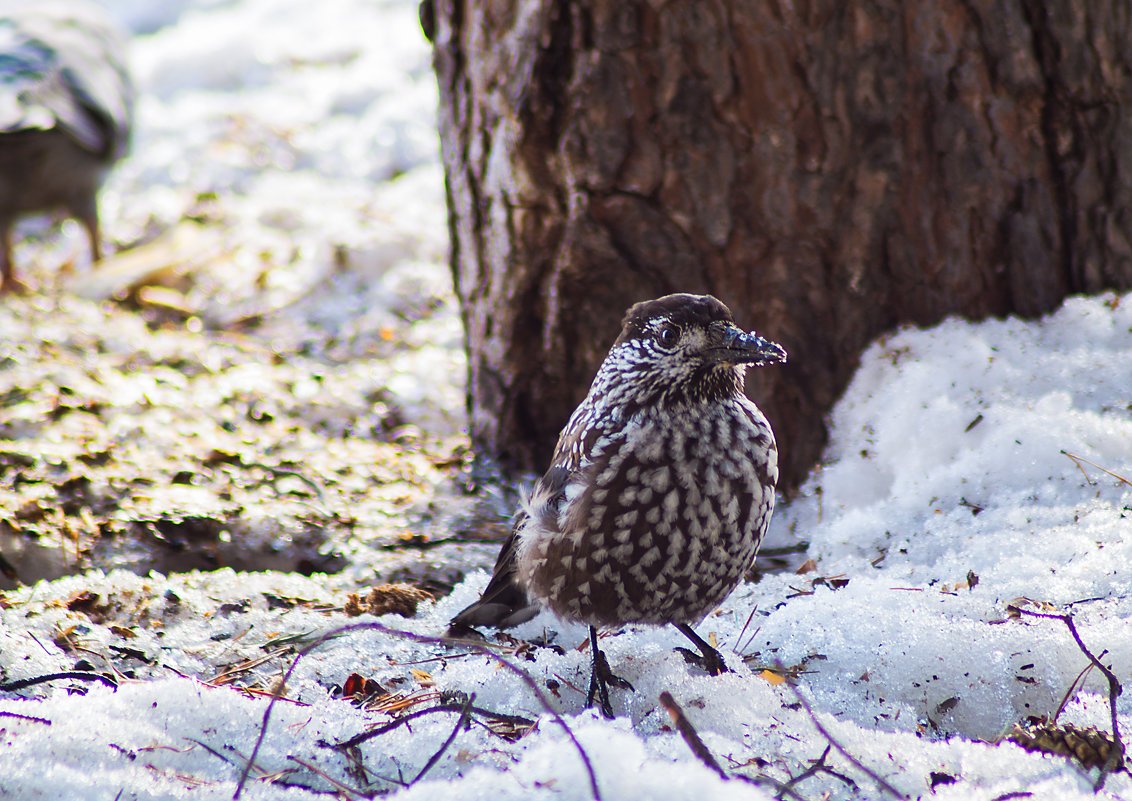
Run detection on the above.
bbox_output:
[0,223,17,294]
[674,623,731,676]
[71,197,102,263]
[585,625,634,719]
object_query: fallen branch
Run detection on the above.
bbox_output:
[0,671,118,692]
[658,691,727,780]
[412,693,473,784]
[235,621,600,801]
[787,682,905,799]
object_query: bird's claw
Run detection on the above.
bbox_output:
[587,645,634,718]
[675,646,732,676]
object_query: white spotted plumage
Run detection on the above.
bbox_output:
[449,293,785,641]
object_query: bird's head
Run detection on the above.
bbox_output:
[602,293,786,406]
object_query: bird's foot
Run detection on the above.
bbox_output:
[675,646,732,676]
[586,628,634,719]
[674,623,731,676]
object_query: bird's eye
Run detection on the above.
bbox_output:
[657,324,678,347]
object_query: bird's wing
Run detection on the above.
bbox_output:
[447,466,571,633]
[446,395,621,634]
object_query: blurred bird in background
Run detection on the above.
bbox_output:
[0,1,133,293]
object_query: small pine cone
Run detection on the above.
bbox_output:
[344,584,433,618]
[1008,720,1125,770]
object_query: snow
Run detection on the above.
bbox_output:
[2,1,1131,800]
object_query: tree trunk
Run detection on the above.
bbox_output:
[425,0,1132,491]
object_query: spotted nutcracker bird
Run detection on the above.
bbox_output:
[450,293,786,718]
[0,1,133,293]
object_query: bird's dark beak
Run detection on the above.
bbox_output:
[710,325,787,367]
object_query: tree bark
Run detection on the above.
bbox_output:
[426,0,1132,491]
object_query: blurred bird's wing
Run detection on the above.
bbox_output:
[0,25,61,132]
[0,5,133,157]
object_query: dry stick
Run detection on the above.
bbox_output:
[1054,657,1101,723]
[786,682,906,800]
[340,743,376,792]
[779,744,859,797]
[234,621,600,801]
[734,605,761,656]
[0,710,52,725]
[412,693,474,784]
[1012,608,1126,784]
[287,755,366,799]
[333,702,533,750]
[658,691,728,780]
[339,743,407,792]
[0,671,118,692]
[185,737,244,772]
[1061,451,1132,488]
[781,745,833,793]
[738,772,810,801]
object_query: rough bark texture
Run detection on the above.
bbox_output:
[426,0,1132,492]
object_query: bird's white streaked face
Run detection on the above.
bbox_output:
[605,308,785,408]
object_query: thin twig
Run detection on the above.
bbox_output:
[1012,608,1126,786]
[340,743,374,792]
[779,745,858,797]
[70,645,128,682]
[26,631,54,656]
[0,710,52,725]
[734,605,761,656]
[412,693,473,784]
[207,647,294,685]
[786,682,905,799]
[184,738,243,772]
[244,461,328,505]
[235,622,601,801]
[1054,658,1100,723]
[658,691,728,780]
[1061,451,1132,488]
[0,671,118,692]
[287,755,366,799]
[735,772,810,801]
